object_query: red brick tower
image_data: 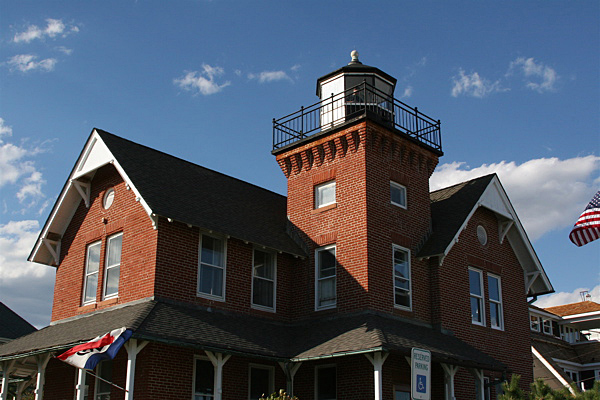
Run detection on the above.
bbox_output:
[272,51,443,319]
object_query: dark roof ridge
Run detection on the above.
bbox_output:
[94,128,287,200]
[430,173,496,195]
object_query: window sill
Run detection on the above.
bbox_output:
[78,303,97,313]
[99,297,119,307]
[197,293,225,302]
[312,203,337,214]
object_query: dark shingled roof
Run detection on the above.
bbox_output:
[95,129,305,257]
[0,300,505,371]
[418,174,496,258]
[0,302,36,342]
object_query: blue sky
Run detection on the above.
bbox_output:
[0,1,598,328]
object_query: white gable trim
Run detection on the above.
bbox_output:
[29,129,156,266]
[532,346,575,394]
[434,175,552,296]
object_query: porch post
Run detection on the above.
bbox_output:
[469,368,485,400]
[124,339,148,400]
[1,360,15,400]
[206,351,231,400]
[75,368,86,400]
[441,363,458,400]
[34,354,52,400]
[278,362,302,396]
[16,375,36,400]
[365,352,388,400]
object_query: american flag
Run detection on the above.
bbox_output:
[569,190,600,247]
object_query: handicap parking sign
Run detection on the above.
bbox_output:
[411,348,431,400]
[416,375,426,393]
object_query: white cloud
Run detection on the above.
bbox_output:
[13,18,78,43]
[174,64,231,95]
[56,46,73,55]
[451,69,507,98]
[0,219,54,328]
[248,70,293,84]
[430,156,600,240]
[7,54,57,72]
[508,57,558,93]
[402,86,413,98]
[534,285,600,308]
[0,118,47,209]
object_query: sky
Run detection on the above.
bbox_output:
[0,1,598,328]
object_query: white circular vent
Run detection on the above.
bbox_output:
[103,188,115,209]
[477,225,488,246]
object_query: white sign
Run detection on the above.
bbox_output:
[411,348,431,400]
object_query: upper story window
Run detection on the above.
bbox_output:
[315,180,336,208]
[198,234,226,300]
[469,268,485,326]
[487,275,503,330]
[252,249,276,310]
[316,245,336,310]
[393,245,411,310]
[249,365,274,400]
[194,357,215,400]
[390,181,407,209]
[530,314,541,332]
[561,326,580,343]
[83,241,101,305]
[103,232,123,299]
[316,365,337,400]
[542,318,552,335]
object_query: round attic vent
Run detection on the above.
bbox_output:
[103,188,115,209]
[477,225,488,246]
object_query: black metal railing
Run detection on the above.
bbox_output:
[272,82,442,153]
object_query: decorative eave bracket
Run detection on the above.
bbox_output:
[71,179,91,208]
[42,237,61,266]
[498,220,513,244]
[525,271,541,294]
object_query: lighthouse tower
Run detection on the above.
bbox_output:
[272,51,442,318]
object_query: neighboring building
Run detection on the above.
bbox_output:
[531,297,600,392]
[0,302,36,345]
[0,52,553,400]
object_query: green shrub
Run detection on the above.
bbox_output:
[259,389,298,400]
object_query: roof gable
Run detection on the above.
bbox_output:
[30,129,305,266]
[0,302,36,342]
[418,174,553,296]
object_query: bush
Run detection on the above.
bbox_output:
[499,375,600,400]
[259,389,298,400]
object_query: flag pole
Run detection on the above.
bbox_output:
[84,369,128,392]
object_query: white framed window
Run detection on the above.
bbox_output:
[252,249,276,311]
[315,181,336,208]
[542,318,552,335]
[198,234,226,300]
[94,361,112,400]
[83,241,101,305]
[488,274,503,330]
[390,181,407,209]
[103,233,123,300]
[315,365,336,400]
[316,245,336,310]
[248,365,274,400]
[469,268,485,326]
[393,245,411,310]
[564,369,582,390]
[193,357,215,400]
[530,315,541,332]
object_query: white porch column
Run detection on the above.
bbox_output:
[278,362,301,396]
[75,368,86,400]
[205,351,230,400]
[124,339,148,400]
[441,363,458,400]
[365,352,389,400]
[34,354,52,400]
[1,360,16,400]
[469,368,485,400]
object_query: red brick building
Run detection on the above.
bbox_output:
[0,52,553,400]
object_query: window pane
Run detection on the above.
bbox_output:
[195,359,214,396]
[105,266,120,296]
[319,278,336,306]
[250,367,271,399]
[394,277,409,290]
[395,288,410,308]
[106,235,122,267]
[471,297,482,323]
[316,181,335,208]
[318,249,336,278]
[84,274,98,303]
[201,236,223,266]
[96,361,112,396]
[391,183,406,207]
[317,367,336,400]
[199,265,223,296]
[254,250,274,280]
[488,276,500,301]
[253,278,274,308]
[87,243,101,273]
[490,303,499,327]
[469,270,481,296]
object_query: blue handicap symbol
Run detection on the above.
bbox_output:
[417,374,426,393]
